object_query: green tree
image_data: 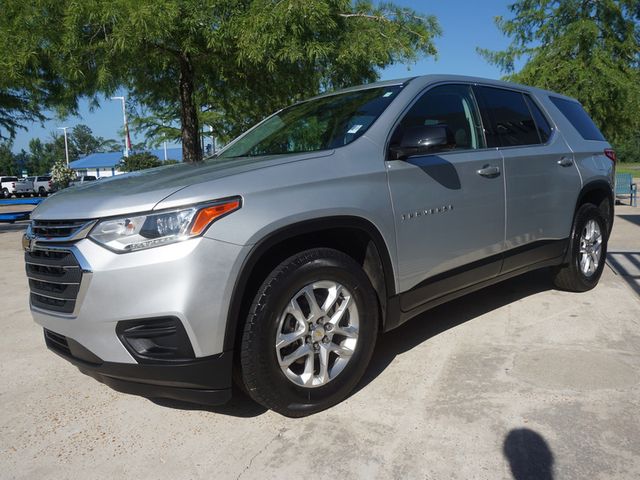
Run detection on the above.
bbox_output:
[0,0,440,162]
[0,142,17,175]
[26,134,75,175]
[27,139,52,175]
[100,139,123,153]
[119,152,162,172]
[479,0,640,152]
[71,125,102,157]
[70,124,120,156]
[0,2,95,140]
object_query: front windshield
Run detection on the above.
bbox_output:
[218,85,402,158]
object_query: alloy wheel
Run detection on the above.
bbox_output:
[275,280,359,388]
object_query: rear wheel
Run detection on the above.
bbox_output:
[2,188,10,199]
[240,248,378,417]
[553,204,608,292]
[38,187,47,197]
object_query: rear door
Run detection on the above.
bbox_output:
[386,84,506,310]
[473,85,581,273]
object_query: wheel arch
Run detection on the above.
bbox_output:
[223,216,396,352]
[575,180,614,236]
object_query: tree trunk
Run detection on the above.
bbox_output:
[178,53,202,162]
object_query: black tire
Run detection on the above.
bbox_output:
[553,203,608,292]
[38,187,46,197]
[2,188,10,199]
[240,248,378,417]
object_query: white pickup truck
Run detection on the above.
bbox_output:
[17,176,60,196]
[15,177,36,197]
[16,176,54,197]
[0,176,19,198]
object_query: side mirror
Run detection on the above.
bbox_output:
[389,124,456,160]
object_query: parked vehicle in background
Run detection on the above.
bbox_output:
[15,177,36,197]
[33,176,54,196]
[0,176,19,198]
[68,175,97,187]
[24,74,615,417]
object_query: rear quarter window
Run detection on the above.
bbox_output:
[474,86,542,147]
[549,97,605,141]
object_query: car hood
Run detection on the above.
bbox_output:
[31,151,333,220]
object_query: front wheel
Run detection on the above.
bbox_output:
[240,248,378,417]
[553,203,608,292]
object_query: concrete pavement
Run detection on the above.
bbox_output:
[607,205,640,295]
[1,206,639,479]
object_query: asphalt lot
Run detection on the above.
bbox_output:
[1,205,639,479]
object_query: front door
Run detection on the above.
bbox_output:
[386,84,506,311]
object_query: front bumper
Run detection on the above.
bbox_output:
[44,329,233,405]
[29,236,248,362]
[28,232,250,405]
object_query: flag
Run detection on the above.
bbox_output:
[125,122,132,152]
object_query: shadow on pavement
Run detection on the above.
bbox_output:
[356,268,554,393]
[503,428,554,480]
[618,214,640,227]
[150,385,267,418]
[606,251,640,295]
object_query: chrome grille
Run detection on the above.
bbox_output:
[31,219,91,239]
[25,248,82,314]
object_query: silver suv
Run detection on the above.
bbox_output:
[24,75,615,417]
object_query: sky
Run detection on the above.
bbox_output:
[10,0,515,153]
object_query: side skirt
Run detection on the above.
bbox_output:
[385,239,568,332]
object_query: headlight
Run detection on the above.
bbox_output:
[89,197,241,252]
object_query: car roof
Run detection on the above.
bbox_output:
[307,74,577,103]
[305,77,414,102]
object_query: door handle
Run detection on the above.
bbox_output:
[557,157,574,167]
[477,165,500,178]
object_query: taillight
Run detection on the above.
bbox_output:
[48,181,52,187]
[604,149,616,163]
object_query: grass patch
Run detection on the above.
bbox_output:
[616,162,640,176]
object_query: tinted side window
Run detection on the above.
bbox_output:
[390,84,484,153]
[524,96,552,143]
[549,97,605,141]
[475,86,541,147]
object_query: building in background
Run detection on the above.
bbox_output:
[68,148,182,177]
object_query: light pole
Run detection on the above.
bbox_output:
[111,96,130,157]
[162,120,168,161]
[57,127,70,166]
